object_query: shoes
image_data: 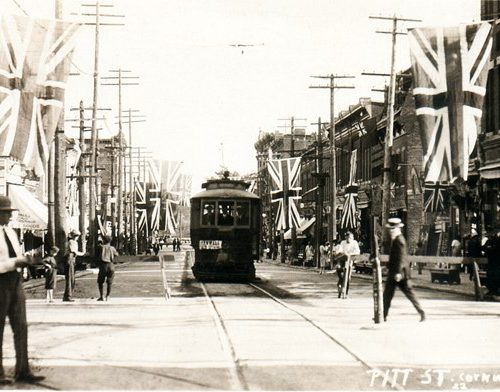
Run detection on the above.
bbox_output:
[0,377,13,385]
[15,373,45,384]
[62,299,75,302]
[97,297,104,301]
[105,296,110,301]
[419,312,426,322]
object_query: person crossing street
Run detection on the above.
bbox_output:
[383,218,426,322]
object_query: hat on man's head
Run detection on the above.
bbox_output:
[69,229,81,237]
[385,217,404,229]
[50,246,60,254]
[0,195,17,211]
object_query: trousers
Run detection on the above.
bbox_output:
[0,271,29,378]
[383,278,424,319]
[63,254,76,300]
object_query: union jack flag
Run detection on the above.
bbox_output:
[423,182,449,212]
[179,174,192,207]
[135,180,148,236]
[408,23,492,182]
[146,159,161,232]
[161,160,182,233]
[341,150,358,230]
[267,157,301,230]
[0,15,79,175]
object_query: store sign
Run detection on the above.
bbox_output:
[199,240,222,250]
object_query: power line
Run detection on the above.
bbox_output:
[10,0,28,15]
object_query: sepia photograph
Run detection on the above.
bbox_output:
[0,0,498,390]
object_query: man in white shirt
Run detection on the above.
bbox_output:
[63,229,84,302]
[0,196,44,384]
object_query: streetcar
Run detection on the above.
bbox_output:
[190,174,260,281]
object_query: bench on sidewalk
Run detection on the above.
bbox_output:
[430,268,461,284]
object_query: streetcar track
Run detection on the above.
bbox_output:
[247,281,404,391]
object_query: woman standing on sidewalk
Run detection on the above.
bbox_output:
[319,242,329,275]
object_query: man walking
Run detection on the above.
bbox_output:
[0,196,44,384]
[383,217,425,322]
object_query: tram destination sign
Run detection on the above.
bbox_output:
[199,240,222,250]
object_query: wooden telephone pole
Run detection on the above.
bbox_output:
[119,109,146,255]
[78,1,124,255]
[310,74,354,264]
[365,15,420,249]
[101,69,139,250]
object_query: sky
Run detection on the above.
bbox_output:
[1,0,482,191]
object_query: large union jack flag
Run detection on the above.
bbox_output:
[408,23,492,183]
[341,150,358,230]
[423,182,449,212]
[0,15,79,175]
[267,157,301,230]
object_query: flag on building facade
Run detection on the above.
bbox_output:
[0,15,80,175]
[340,150,358,230]
[179,174,192,207]
[267,157,301,230]
[408,23,492,182]
[424,182,449,212]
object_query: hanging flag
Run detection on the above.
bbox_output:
[161,160,182,232]
[0,15,80,175]
[135,180,148,236]
[179,174,192,207]
[267,157,301,230]
[341,150,358,230]
[165,199,178,235]
[408,23,492,182]
[146,159,161,233]
[424,182,449,212]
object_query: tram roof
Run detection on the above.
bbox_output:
[191,188,260,200]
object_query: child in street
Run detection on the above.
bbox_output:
[43,246,59,303]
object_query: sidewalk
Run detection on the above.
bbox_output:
[260,256,490,299]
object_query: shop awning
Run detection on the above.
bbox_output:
[480,161,500,179]
[8,184,48,230]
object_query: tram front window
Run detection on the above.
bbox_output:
[218,201,234,226]
[235,202,250,226]
[201,201,216,226]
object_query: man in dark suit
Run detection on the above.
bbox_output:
[0,196,45,384]
[383,217,426,322]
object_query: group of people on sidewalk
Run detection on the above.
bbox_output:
[0,195,123,385]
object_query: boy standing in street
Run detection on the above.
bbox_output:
[97,236,119,301]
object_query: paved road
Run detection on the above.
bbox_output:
[2,250,499,390]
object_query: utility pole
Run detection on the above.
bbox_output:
[78,1,124,256]
[67,106,110,250]
[311,118,328,269]
[310,74,354,264]
[119,109,146,255]
[278,116,306,264]
[365,15,420,250]
[53,0,68,258]
[102,69,139,250]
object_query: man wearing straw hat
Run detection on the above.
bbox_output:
[383,217,426,322]
[63,229,84,302]
[0,195,45,384]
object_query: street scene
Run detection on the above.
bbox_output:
[0,0,499,390]
[3,249,498,390]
